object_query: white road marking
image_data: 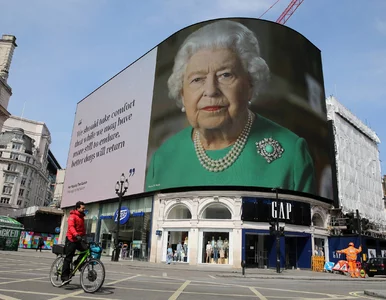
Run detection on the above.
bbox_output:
[104,274,140,286]
[0,288,57,297]
[0,276,47,285]
[47,274,141,300]
[0,267,49,274]
[249,287,268,300]
[169,280,191,300]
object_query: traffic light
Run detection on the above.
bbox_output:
[346,212,358,233]
[361,218,370,232]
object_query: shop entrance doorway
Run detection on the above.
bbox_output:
[245,234,269,268]
[285,236,309,269]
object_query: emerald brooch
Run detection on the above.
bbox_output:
[256,138,284,163]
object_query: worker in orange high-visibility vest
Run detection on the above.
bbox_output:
[337,242,362,277]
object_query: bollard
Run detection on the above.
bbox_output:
[241,260,246,276]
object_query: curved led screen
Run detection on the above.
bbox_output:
[62,18,334,207]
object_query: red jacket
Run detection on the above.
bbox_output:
[66,210,86,242]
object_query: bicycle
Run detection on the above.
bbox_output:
[49,240,105,293]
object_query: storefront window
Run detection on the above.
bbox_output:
[166,231,189,263]
[202,232,229,264]
[202,203,231,219]
[312,214,324,227]
[167,204,192,219]
[99,196,152,259]
[314,237,325,257]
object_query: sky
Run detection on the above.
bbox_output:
[1,0,385,174]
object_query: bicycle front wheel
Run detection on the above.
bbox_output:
[49,256,64,287]
[80,259,105,293]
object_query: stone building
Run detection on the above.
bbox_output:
[0,116,53,215]
[0,34,17,131]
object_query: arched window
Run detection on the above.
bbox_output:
[312,214,324,227]
[201,203,231,219]
[167,204,192,219]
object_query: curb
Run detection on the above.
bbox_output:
[364,290,386,299]
[215,274,386,281]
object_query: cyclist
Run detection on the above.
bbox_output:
[61,201,87,285]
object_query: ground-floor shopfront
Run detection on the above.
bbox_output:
[149,191,332,269]
[59,195,153,260]
[243,230,312,269]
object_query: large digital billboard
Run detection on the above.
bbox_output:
[62,18,334,208]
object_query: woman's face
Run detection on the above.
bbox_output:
[181,48,252,131]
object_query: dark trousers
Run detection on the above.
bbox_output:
[36,244,43,252]
[61,238,83,281]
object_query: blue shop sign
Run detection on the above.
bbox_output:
[114,206,130,225]
[132,212,144,217]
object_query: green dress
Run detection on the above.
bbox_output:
[145,113,316,194]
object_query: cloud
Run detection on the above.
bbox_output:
[375,18,386,35]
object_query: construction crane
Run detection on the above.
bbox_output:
[276,0,304,25]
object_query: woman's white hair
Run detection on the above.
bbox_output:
[167,20,270,108]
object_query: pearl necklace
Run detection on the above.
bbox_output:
[194,110,253,172]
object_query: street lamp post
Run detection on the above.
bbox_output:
[113,173,128,262]
[272,187,281,274]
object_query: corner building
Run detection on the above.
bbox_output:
[60,18,348,269]
[148,190,331,268]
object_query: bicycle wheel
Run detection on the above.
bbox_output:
[49,256,64,287]
[80,259,105,293]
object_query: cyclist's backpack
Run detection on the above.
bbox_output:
[90,244,102,259]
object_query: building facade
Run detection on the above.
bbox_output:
[0,34,17,131]
[0,116,58,215]
[46,150,62,206]
[148,191,331,268]
[58,18,385,269]
[326,96,385,262]
[51,169,65,208]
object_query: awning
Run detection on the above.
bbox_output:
[0,215,24,230]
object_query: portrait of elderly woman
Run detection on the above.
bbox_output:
[145,20,316,194]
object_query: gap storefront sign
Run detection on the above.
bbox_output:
[241,197,311,225]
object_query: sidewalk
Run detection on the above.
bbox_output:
[364,290,386,299]
[2,248,386,282]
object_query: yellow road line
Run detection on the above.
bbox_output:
[350,291,379,299]
[168,280,190,300]
[249,287,268,300]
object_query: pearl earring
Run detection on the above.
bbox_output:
[181,106,186,112]
[248,101,252,106]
